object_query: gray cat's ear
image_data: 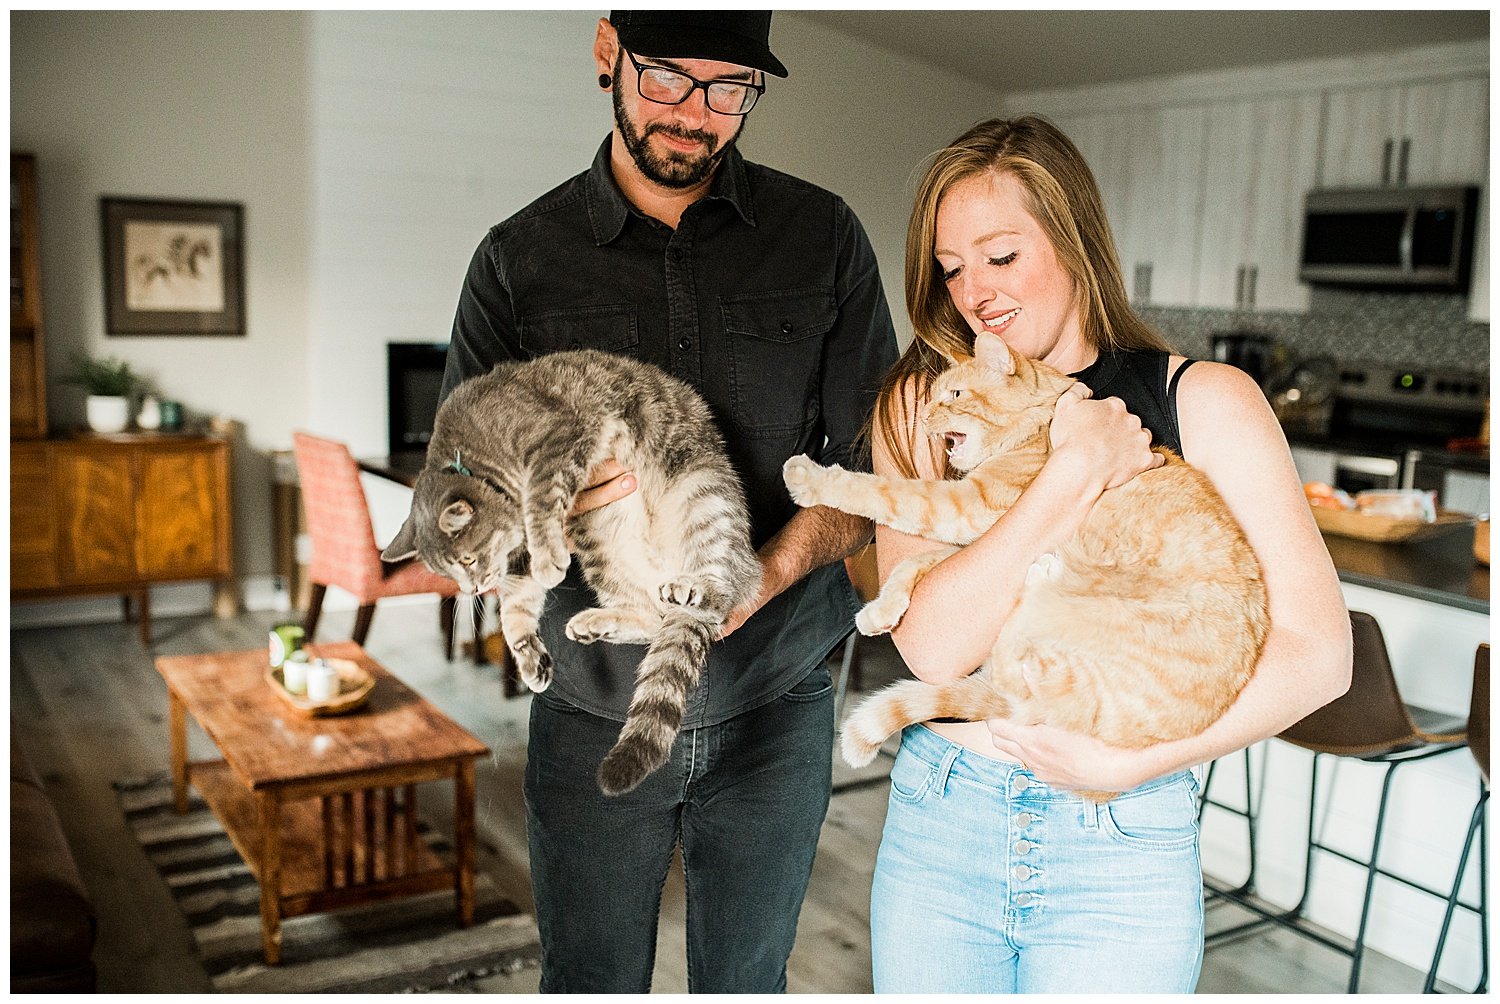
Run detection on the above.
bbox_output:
[972,331,1016,375]
[382,517,419,562]
[438,498,475,535]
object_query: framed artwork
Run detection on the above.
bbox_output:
[101,197,245,336]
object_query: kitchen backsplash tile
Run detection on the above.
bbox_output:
[1141,290,1489,374]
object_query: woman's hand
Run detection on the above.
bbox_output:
[987,718,1160,793]
[569,459,636,517]
[1047,383,1162,492]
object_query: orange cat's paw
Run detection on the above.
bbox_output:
[855,595,905,636]
[782,454,830,507]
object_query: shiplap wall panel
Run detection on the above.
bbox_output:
[308,11,607,454]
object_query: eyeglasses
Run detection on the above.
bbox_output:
[623,49,764,116]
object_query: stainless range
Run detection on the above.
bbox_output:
[1282,361,1489,514]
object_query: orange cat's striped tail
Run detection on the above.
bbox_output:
[840,675,1014,767]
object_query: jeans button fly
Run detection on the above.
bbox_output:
[1011,775,1030,796]
[1013,864,1032,881]
[1016,892,1034,906]
[1014,812,1032,828]
[1014,839,1031,855]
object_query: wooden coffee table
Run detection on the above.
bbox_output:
[155,641,490,965]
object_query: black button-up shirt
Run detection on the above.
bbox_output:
[441,136,898,727]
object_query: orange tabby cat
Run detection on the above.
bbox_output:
[783,331,1269,793]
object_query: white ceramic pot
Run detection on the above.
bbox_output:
[137,395,162,431]
[86,395,131,433]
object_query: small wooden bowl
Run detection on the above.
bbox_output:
[266,657,374,716]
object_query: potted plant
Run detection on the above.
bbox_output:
[62,353,139,433]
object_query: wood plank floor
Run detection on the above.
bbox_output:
[9,600,1462,993]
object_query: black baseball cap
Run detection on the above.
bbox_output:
[609,11,788,78]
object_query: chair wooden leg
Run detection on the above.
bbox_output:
[440,597,457,662]
[352,604,376,647]
[138,588,151,648]
[303,583,327,641]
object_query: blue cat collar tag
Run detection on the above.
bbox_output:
[447,450,473,477]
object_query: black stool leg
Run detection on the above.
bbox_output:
[1481,793,1490,994]
[1347,760,1402,994]
[1425,783,1488,992]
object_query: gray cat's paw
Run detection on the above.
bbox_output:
[659,578,704,607]
[530,544,570,589]
[781,454,828,507]
[565,609,616,644]
[509,633,553,692]
[566,608,654,645]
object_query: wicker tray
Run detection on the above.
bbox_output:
[265,657,374,716]
[1312,505,1474,543]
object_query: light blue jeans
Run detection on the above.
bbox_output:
[870,724,1204,993]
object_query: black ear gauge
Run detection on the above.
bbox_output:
[598,72,613,89]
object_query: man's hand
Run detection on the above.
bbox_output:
[570,459,636,517]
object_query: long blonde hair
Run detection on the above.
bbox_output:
[873,116,1171,478]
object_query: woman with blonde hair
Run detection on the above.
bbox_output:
[864,116,1350,993]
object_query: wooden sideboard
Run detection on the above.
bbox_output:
[11,433,234,645]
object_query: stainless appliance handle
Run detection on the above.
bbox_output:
[1397,137,1411,186]
[1382,138,1394,185]
[1247,265,1258,310]
[1399,207,1415,272]
[1335,455,1401,478]
[1235,265,1245,308]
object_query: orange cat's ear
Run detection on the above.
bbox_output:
[973,331,1016,375]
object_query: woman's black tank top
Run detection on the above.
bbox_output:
[1069,349,1194,454]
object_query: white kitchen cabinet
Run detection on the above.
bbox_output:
[1047,104,1208,309]
[1320,74,1488,187]
[1196,92,1323,312]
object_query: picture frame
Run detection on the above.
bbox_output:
[101,197,245,336]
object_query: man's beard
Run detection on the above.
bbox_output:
[612,73,744,190]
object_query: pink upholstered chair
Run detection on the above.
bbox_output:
[292,432,461,657]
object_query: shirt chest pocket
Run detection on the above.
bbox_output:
[720,286,836,437]
[518,303,640,357]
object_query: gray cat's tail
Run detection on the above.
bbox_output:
[598,609,716,796]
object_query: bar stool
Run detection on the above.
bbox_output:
[1203,609,1469,993]
[1425,643,1489,994]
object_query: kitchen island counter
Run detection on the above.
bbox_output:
[1321,524,1488,614]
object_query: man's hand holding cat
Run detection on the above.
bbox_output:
[571,459,637,516]
[1047,382,1162,493]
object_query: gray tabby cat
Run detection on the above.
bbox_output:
[382,349,761,796]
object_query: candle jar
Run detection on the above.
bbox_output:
[306,659,339,702]
[282,651,310,695]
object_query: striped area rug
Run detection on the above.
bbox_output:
[113,774,541,993]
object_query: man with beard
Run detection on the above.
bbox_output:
[439,11,898,994]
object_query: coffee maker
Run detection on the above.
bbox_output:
[1210,331,1275,386]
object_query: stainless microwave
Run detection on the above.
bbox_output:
[1298,185,1479,292]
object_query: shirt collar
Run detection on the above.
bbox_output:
[584,134,757,246]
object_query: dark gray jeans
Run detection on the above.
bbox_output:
[523,664,834,993]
